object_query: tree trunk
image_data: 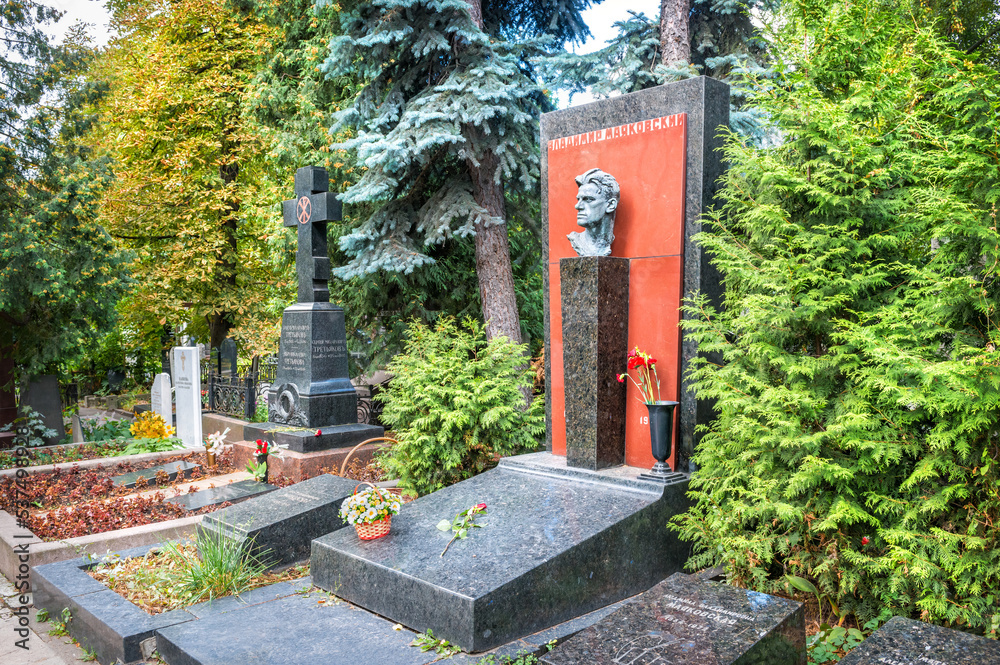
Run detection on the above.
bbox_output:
[660,0,691,64]
[209,135,240,351]
[463,0,523,345]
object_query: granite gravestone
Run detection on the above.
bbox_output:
[22,375,64,446]
[244,166,382,452]
[544,77,728,472]
[839,616,1000,665]
[219,338,238,379]
[542,573,805,665]
[150,373,172,426]
[171,347,202,448]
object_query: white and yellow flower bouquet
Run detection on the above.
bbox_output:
[339,484,401,526]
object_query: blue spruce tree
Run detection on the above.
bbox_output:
[321,0,597,343]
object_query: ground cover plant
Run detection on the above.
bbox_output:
[0,449,238,539]
[672,0,1000,638]
[0,440,132,470]
[87,536,307,613]
[376,317,544,496]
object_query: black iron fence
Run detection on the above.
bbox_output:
[206,368,388,427]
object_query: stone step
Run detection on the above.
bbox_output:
[113,461,200,489]
[310,451,691,652]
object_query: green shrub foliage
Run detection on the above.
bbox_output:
[671,0,1000,635]
[377,318,544,496]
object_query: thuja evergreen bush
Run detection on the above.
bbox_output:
[671,0,1000,635]
[377,318,544,496]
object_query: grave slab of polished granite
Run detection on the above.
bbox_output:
[113,460,199,489]
[198,473,357,568]
[311,451,691,652]
[32,544,196,665]
[243,421,384,453]
[839,616,1000,665]
[542,572,805,665]
[165,479,277,512]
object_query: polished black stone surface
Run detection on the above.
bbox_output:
[839,616,1000,664]
[560,256,629,470]
[267,303,358,428]
[243,421,384,453]
[113,460,199,489]
[542,572,805,665]
[32,545,195,664]
[166,479,277,511]
[542,77,730,471]
[311,451,691,652]
[198,474,357,568]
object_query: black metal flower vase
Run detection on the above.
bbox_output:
[255,453,269,484]
[640,401,679,481]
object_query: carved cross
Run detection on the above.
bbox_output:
[281,166,342,303]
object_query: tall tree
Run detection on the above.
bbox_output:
[95,0,290,356]
[660,0,691,64]
[1,7,130,384]
[322,0,596,343]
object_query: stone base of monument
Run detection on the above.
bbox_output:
[243,421,383,453]
[230,439,383,483]
[541,572,805,665]
[198,474,359,569]
[310,451,691,652]
[838,616,1000,664]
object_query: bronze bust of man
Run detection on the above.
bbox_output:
[568,168,620,257]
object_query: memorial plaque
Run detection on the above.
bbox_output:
[171,347,203,448]
[542,573,805,665]
[22,374,64,446]
[839,616,1000,665]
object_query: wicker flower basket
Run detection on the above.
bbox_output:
[355,516,392,540]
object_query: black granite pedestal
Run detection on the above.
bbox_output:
[560,256,629,470]
[542,573,805,665]
[839,616,1000,664]
[243,421,383,454]
[198,474,358,568]
[311,452,690,652]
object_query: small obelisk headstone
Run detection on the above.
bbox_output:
[219,338,238,379]
[150,373,172,426]
[171,347,202,448]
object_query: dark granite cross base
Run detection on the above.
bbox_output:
[198,474,359,569]
[166,479,278,512]
[560,256,629,470]
[542,572,805,665]
[268,303,358,428]
[839,616,1000,664]
[243,421,384,453]
[310,451,691,652]
[113,460,200,489]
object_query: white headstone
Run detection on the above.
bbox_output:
[150,373,172,427]
[171,347,203,449]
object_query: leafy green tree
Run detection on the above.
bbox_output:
[94,0,290,356]
[376,317,544,496]
[671,0,1000,633]
[0,7,130,383]
[321,0,595,345]
[921,0,1000,67]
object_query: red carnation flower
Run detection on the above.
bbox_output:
[475,503,487,511]
[628,356,645,370]
[316,429,322,436]
[861,536,870,545]
[617,374,626,383]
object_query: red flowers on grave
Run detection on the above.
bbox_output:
[316,429,322,437]
[619,346,662,404]
[254,439,268,455]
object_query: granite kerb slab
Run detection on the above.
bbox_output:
[32,543,197,664]
[311,452,692,652]
[541,572,806,665]
[839,616,1000,664]
[244,421,384,454]
[198,473,357,569]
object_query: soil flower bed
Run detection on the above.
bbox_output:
[87,540,309,614]
[0,449,239,540]
[0,440,133,470]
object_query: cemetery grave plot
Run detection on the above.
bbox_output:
[0,439,132,469]
[0,450,242,539]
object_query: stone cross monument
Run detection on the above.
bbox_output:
[244,166,383,453]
